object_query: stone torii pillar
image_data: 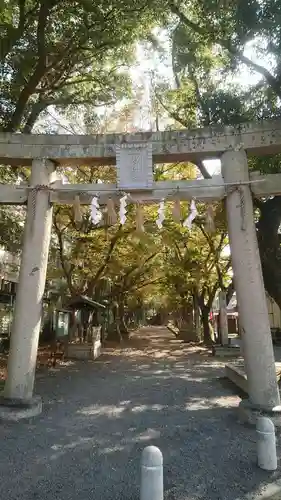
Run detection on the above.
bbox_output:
[221,150,280,414]
[0,159,55,419]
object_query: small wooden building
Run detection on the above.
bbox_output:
[213,291,281,339]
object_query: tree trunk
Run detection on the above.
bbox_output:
[106,324,122,343]
[193,294,202,341]
[119,301,129,340]
[201,306,213,345]
[178,302,199,342]
[106,302,129,343]
[257,196,281,309]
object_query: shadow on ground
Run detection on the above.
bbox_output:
[0,327,279,500]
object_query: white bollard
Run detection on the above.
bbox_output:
[140,446,163,500]
[256,416,277,471]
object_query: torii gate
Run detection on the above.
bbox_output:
[1,120,281,420]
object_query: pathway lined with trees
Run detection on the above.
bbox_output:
[2,0,281,345]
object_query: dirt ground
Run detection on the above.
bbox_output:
[0,326,279,500]
[0,344,67,383]
[0,329,218,384]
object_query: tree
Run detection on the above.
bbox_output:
[150,0,281,307]
[159,199,230,344]
[0,0,167,261]
[5,0,277,346]
[51,199,165,341]
[0,0,164,133]
[43,81,235,345]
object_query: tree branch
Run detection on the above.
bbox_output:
[156,91,212,179]
[226,278,235,305]
[122,253,158,285]
[0,0,27,63]
[86,227,136,295]
[169,2,281,98]
[3,0,51,132]
[131,278,163,292]
[194,160,212,179]
[198,224,228,294]
[22,99,47,133]
[53,211,74,294]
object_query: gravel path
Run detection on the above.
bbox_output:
[0,326,280,500]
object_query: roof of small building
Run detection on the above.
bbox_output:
[67,295,106,310]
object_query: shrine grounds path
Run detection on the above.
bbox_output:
[0,326,280,500]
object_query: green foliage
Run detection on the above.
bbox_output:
[0,0,163,133]
[47,156,230,343]
[155,0,281,136]
[155,0,281,310]
[0,0,163,270]
[5,0,281,338]
[160,202,230,308]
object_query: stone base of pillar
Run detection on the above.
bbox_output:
[0,394,42,421]
[178,329,199,343]
[212,345,241,357]
[238,399,281,427]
